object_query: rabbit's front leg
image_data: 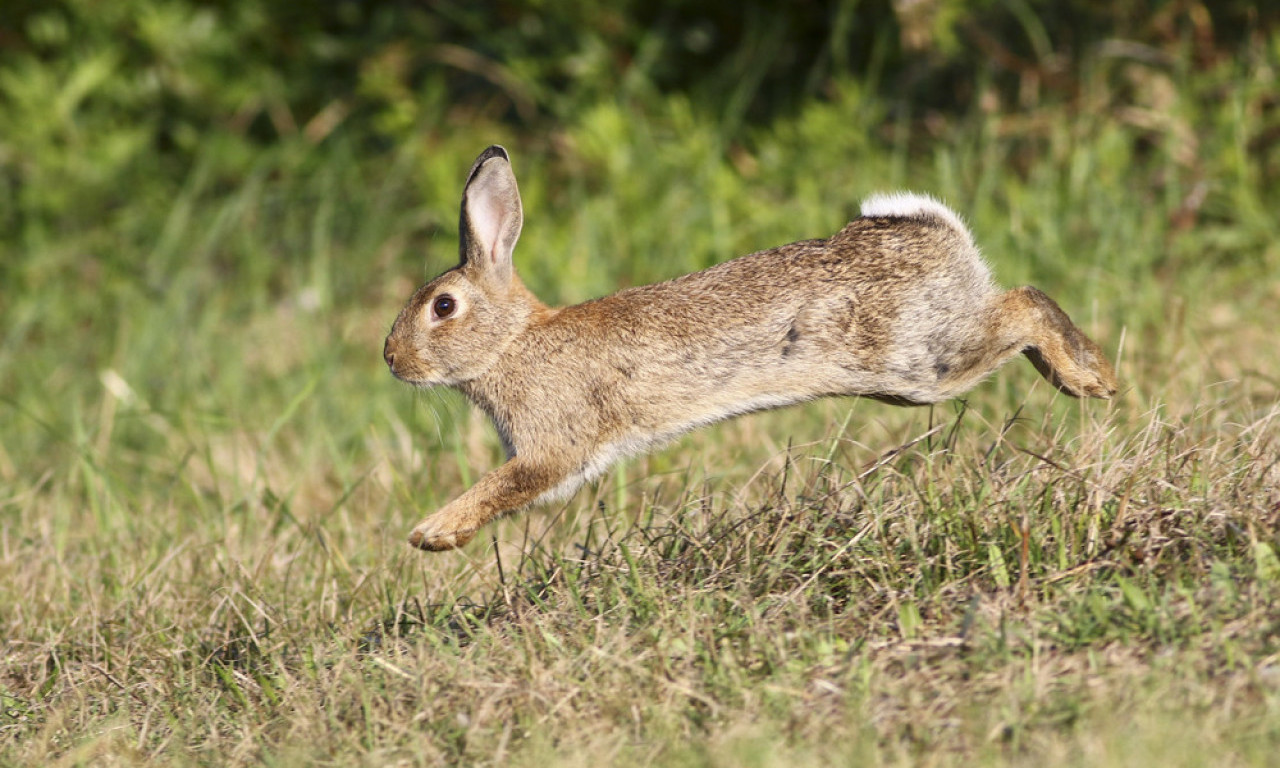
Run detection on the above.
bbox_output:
[408,457,572,551]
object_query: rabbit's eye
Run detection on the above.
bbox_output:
[432,294,457,319]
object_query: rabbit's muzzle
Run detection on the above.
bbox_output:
[383,335,416,383]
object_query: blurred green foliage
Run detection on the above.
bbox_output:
[2,0,1276,247]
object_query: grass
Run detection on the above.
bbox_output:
[4,42,1280,765]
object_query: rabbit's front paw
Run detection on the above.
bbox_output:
[407,511,477,551]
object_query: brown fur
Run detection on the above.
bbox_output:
[383,146,1118,551]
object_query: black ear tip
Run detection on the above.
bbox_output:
[466,145,511,182]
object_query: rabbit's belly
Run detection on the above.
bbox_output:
[574,390,810,485]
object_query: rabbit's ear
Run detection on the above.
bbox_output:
[459,145,523,286]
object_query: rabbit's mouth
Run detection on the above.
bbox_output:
[387,364,447,388]
[385,359,464,390]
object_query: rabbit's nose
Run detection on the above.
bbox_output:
[383,338,396,369]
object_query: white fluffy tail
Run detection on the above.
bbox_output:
[860,192,972,245]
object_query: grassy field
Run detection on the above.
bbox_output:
[4,13,1280,766]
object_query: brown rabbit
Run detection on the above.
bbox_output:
[384,146,1116,551]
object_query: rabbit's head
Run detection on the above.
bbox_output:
[384,146,537,387]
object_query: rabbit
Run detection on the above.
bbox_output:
[383,145,1117,551]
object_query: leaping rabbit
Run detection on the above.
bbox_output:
[384,146,1116,551]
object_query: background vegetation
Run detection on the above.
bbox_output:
[2,1,1279,765]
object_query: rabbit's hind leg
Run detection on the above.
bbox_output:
[997,286,1117,399]
[925,286,1116,402]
